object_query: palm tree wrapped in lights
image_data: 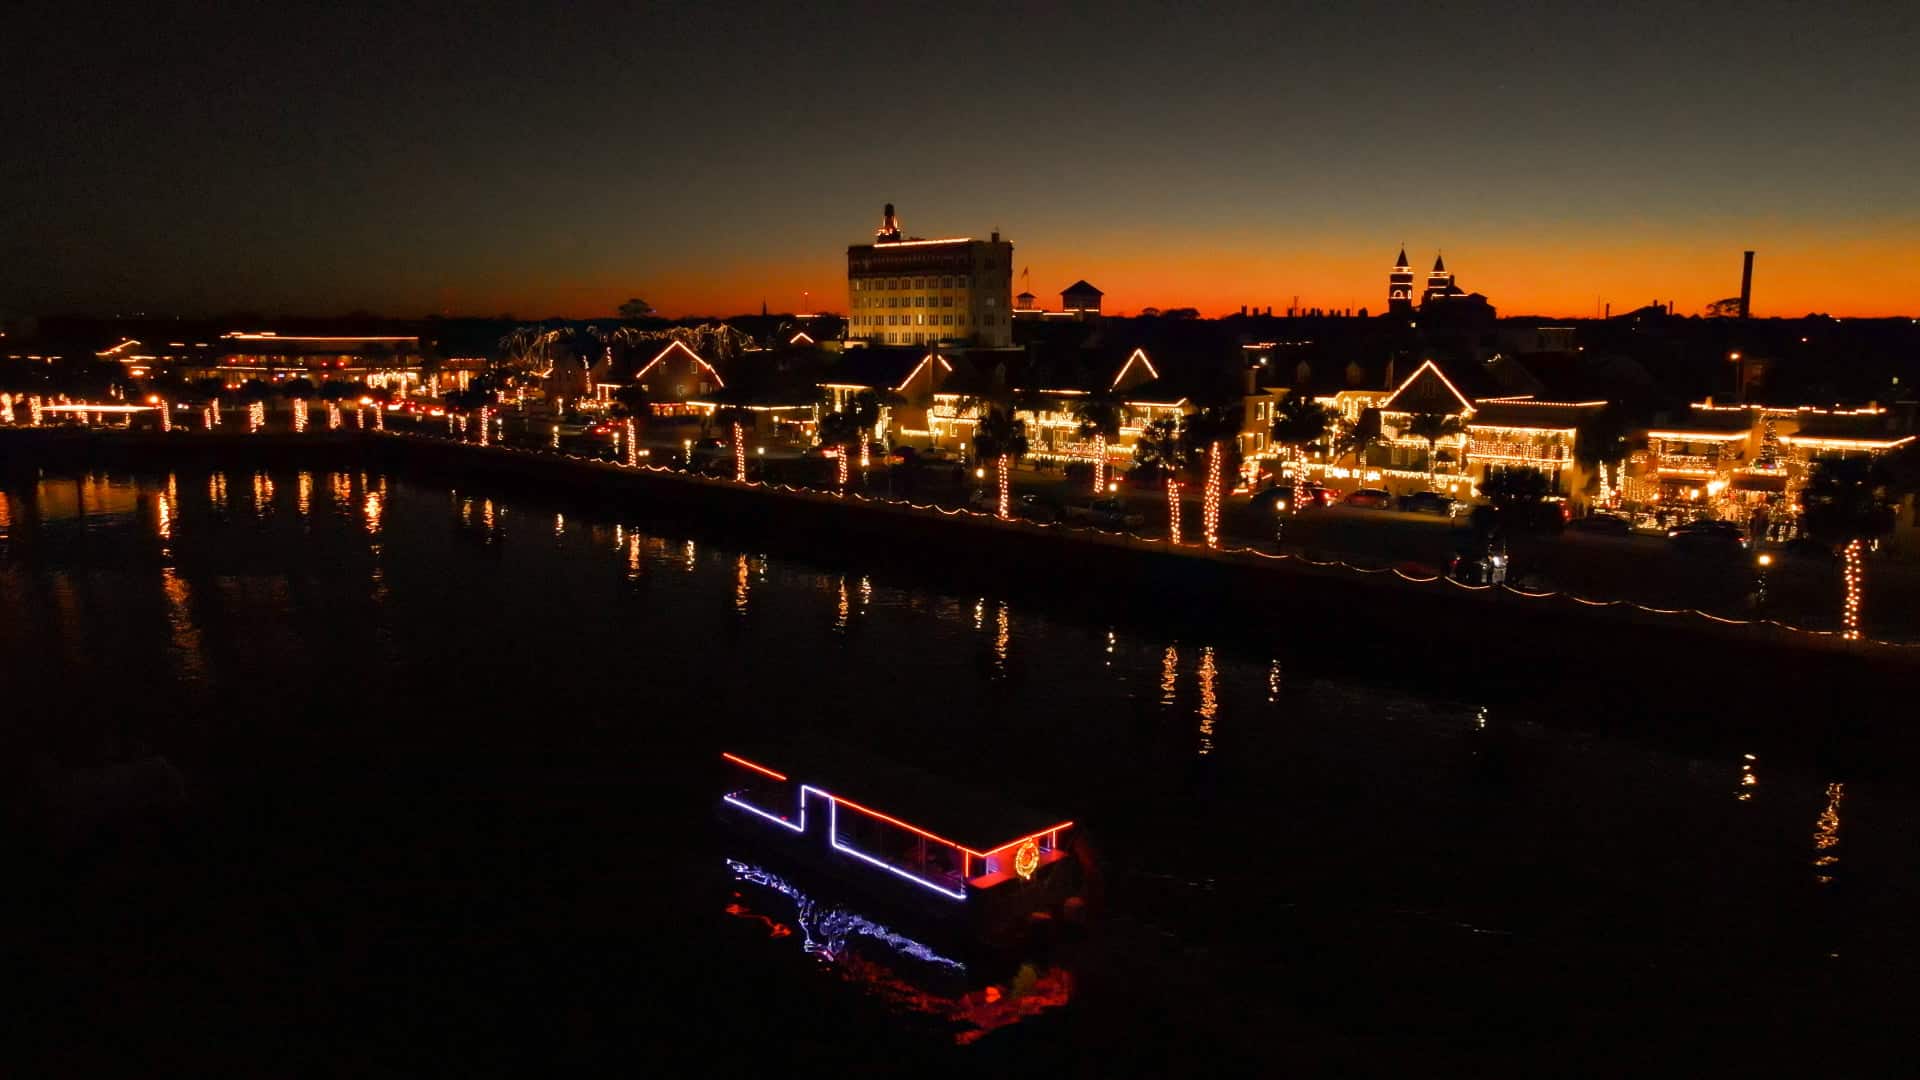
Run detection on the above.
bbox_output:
[1574,406,1631,510]
[1404,411,1466,491]
[1072,392,1124,497]
[1132,417,1183,542]
[1179,405,1241,549]
[716,405,753,483]
[1799,455,1896,641]
[846,389,892,475]
[817,408,857,492]
[971,406,1028,521]
[1269,393,1332,512]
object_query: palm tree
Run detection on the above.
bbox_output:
[1336,407,1383,482]
[1574,406,1632,507]
[715,404,754,481]
[1799,455,1897,640]
[817,408,858,490]
[1072,392,1125,495]
[1180,404,1241,548]
[1404,411,1465,490]
[971,406,1028,521]
[846,388,899,472]
[1269,394,1331,508]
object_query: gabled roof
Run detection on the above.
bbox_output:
[1061,280,1103,297]
[821,347,929,390]
[635,339,725,388]
[1382,359,1474,415]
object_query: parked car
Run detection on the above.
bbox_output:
[1398,490,1459,517]
[1668,519,1749,552]
[1066,498,1144,531]
[1016,494,1062,523]
[1568,511,1632,535]
[1251,482,1338,512]
[1343,488,1393,509]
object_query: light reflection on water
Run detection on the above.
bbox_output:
[724,859,1069,1045]
[9,466,1920,1043]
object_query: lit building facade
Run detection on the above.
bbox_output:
[846,204,1014,349]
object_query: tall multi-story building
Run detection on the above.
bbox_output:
[846,204,1014,348]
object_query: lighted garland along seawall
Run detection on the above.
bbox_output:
[365,437,1917,705]
[4,427,1913,738]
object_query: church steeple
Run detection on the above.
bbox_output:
[1388,245,1415,313]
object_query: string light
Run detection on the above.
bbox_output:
[624,418,638,467]
[1166,477,1182,544]
[1197,645,1217,755]
[327,402,341,431]
[734,420,746,482]
[1203,442,1222,549]
[372,405,383,430]
[1813,781,1844,884]
[202,404,214,430]
[477,408,490,446]
[247,400,265,432]
[355,406,367,430]
[28,395,44,427]
[292,398,308,433]
[837,447,850,490]
[209,397,222,427]
[1843,538,1863,640]
[551,424,560,449]
[1092,433,1106,495]
[157,400,171,433]
[0,393,13,424]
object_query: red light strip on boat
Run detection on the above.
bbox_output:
[722,752,788,782]
[722,752,1072,859]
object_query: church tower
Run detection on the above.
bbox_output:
[1388,247,1414,313]
[1423,253,1456,305]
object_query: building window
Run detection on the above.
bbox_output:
[940,276,952,288]
[941,314,953,326]
[985,296,997,307]
[913,277,923,289]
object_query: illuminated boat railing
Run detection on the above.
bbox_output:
[721,751,1072,903]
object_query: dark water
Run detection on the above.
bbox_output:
[5,468,1917,1073]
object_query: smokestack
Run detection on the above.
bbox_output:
[1739,251,1754,319]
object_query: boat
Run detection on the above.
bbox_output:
[716,743,1081,945]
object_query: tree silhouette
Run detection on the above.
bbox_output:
[1404,411,1465,489]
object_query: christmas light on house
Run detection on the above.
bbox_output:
[28,395,44,427]
[372,405,383,430]
[0,394,13,424]
[837,447,850,490]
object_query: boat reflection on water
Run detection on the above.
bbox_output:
[723,858,1072,1045]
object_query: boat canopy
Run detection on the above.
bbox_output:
[723,741,1071,857]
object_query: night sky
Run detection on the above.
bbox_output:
[6,2,1917,319]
